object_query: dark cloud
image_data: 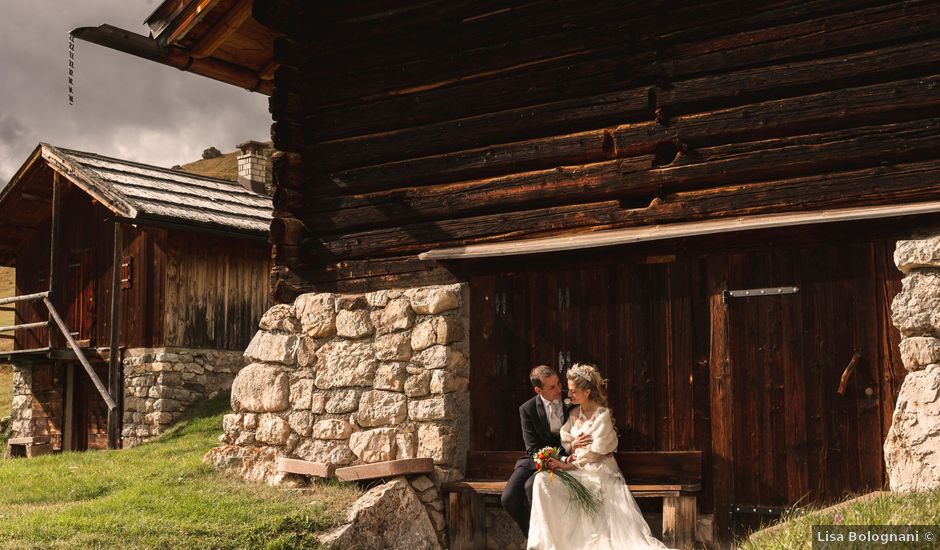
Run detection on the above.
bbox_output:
[0,1,271,189]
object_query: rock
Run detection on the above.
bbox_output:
[418,423,457,465]
[259,304,301,333]
[893,272,940,337]
[366,289,402,308]
[295,293,336,337]
[408,395,464,421]
[349,428,398,463]
[900,337,940,371]
[231,364,290,413]
[336,294,369,311]
[222,413,242,440]
[410,475,434,493]
[430,370,468,394]
[884,365,940,491]
[397,427,418,460]
[295,439,356,466]
[296,337,319,368]
[336,309,374,339]
[313,419,353,440]
[374,363,408,392]
[412,316,463,352]
[289,379,314,410]
[319,478,441,550]
[315,340,379,388]
[203,445,282,485]
[427,508,445,531]
[311,392,327,413]
[325,389,363,414]
[414,345,467,371]
[243,413,258,430]
[404,372,432,398]
[895,237,940,273]
[375,331,413,361]
[371,297,415,334]
[288,411,314,437]
[408,285,460,315]
[357,390,408,427]
[256,414,291,445]
[243,331,298,365]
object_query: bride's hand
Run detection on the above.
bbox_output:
[570,433,593,450]
[546,458,575,471]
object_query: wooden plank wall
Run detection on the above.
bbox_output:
[258,0,940,297]
[164,231,272,350]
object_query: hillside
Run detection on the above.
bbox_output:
[0,394,361,549]
[0,267,12,351]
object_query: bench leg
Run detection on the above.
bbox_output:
[662,495,697,550]
[447,491,486,550]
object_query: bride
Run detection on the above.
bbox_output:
[527,363,671,550]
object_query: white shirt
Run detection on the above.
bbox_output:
[540,395,563,433]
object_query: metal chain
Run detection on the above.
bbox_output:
[68,33,75,105]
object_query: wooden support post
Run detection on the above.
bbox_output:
[63,363,74,452]
[707,257,733,542]
[662,495,698,549]
[447,491,485,550]
[48,173,62,349]
[107,222,123,450]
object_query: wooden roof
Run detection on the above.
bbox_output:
[72,0,277,94]
[0,144,272,266]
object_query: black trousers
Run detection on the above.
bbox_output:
[501,465,536,536]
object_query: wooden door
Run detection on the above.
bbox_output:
[65,250,96,344]
[724,243,901,532]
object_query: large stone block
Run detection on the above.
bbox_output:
[366,289,402,308]
[408,395,461,421]
[313,418,353,440]
[900,337,940,371]
[256,414,291,446]
[404,372,432,398]
[895,237,940,274]
[408,285,461,315]
[884,365,940,491]
[244,331,298,365]
[414,345,467,371]
[336,309,375,339]
[319,478,441,550]
[357,390,408,427]
[349,428,398,463]
[288,411,314,437]
[371,297,415,334]
[315,340,379,388]
[289,378,314,410]
[259,304,301,333]
[296,439,356,466]
[418,423,457,465]
[325,389,363,414]
[296,337,319,368]
[893,272,940,337]
[295,293,336,337]
[336,294,369,311]
[430,370,468,394]
[374,363,408,392]
[411,316,463,352]
[375,331,413,361]
[231,364,290,413]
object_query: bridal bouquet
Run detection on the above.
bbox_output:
[533,446,600,514]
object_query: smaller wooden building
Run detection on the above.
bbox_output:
[0,143,272,453]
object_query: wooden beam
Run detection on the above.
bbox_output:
[48,173,62,349]
[191,0,253,59]
[277,457,335,478]
[334,458,434,481]
[63,364,75,452]
[707,257,733,541]
[107,222,124,450]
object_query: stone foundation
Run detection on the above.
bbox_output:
[10,366,34,441]
[122,347,244,447]
[886,236,940,491]
[208,283,470,546]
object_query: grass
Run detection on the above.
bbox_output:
[0,393,361,549]
[741,490,940,549]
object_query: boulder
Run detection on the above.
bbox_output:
[295,293,336,337]
[349,428,398,463]
[884,365,940,491]
[899,337,940,371]
[892,272,940,337]
[357,390,408,427]
[408,285,460,315]
[315,340,379,388]
[231,364,290,413]
[336,309,375,339]
[371,297,415,334]
[243,331,298,365]
[259,304,301,333]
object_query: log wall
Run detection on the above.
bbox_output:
[258,0,940,297]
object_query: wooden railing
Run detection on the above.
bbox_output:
[0,291,116,411]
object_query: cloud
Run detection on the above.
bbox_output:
[0,1,271,189]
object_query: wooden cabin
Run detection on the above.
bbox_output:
[0,144,271,453]
[76,0,939,541]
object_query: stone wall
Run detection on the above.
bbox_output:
[206,283,470,545]
[10,366,32,441]
[122,347,244,447]
[886,236,940,491]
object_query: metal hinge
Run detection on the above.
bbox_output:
[723,286,798,307]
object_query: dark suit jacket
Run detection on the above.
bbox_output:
[516,394,570,470]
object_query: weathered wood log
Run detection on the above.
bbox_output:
[299,157,656,232]
[271,257,458,296]
[303,88,652,172]
[296,159,940,260]
[656,37,940,115]
[268,216,307,245]
[293,118,940,233]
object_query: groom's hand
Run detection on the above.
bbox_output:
[571,433,593,450]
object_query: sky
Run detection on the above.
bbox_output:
[0,1,272,189]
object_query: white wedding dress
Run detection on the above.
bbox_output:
[527,406,671,550]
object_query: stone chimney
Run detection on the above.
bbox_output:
[236,141,272,195]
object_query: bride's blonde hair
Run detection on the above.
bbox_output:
[566,363,608,408]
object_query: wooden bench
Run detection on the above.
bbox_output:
[443,451,702,550]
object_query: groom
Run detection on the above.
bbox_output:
[501,365,590,536]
